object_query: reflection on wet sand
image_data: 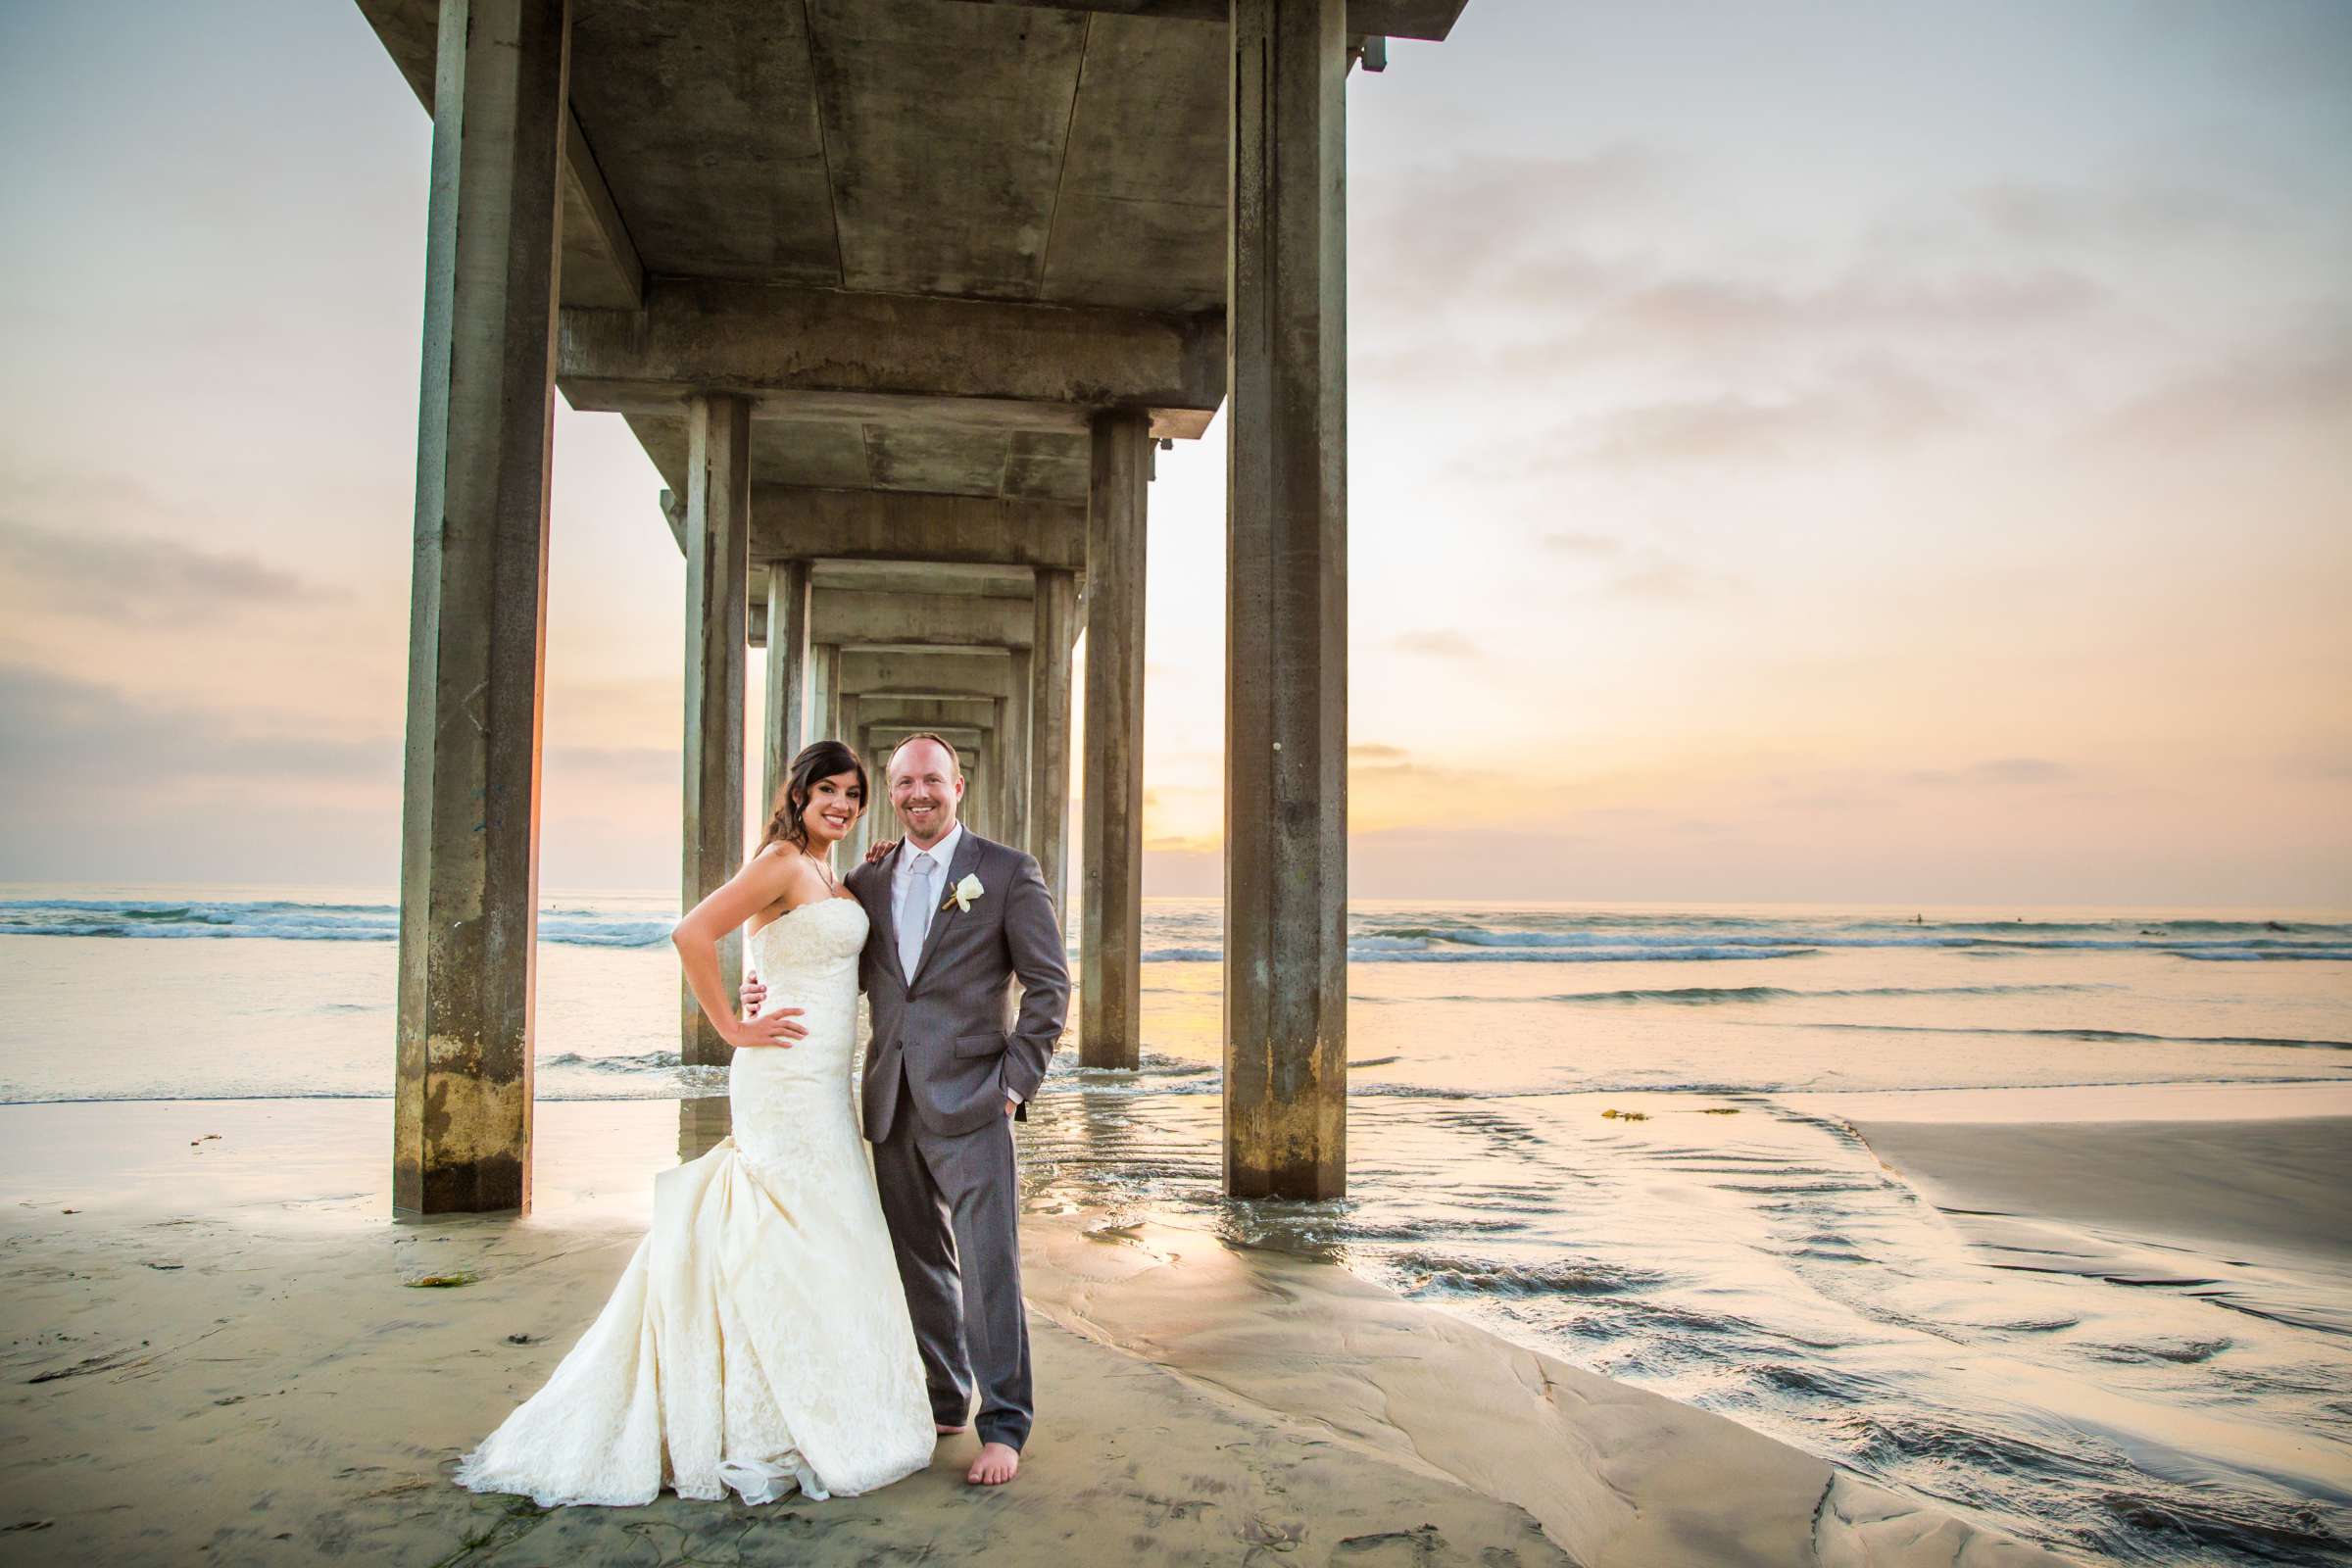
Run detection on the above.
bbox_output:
[677,1096,731,1161]
[1017,1079,2352,1565]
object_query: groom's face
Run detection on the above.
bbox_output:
[888,739,963,846]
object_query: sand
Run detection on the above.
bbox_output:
[0,1099,2071,1565]
[1823,1084,2352,1342]
[1844,1116,2352,1269]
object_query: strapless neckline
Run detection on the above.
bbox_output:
[751,896,861,942]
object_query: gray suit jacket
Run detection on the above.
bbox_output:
[849,829,1070,1143]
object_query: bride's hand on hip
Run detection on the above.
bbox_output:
[727,1006,807,1050]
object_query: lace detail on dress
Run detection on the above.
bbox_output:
[454,898,934,1507]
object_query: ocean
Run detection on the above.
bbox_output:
[3,886,2348,1562]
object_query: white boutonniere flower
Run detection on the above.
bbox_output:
[942,872,984,913]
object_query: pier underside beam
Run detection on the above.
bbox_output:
[750,488,1086,571]
[840,647,1020,704]
[939,0,1469,44]
[559,278,1223,420]
[812,588,1037,650]
[1081,410,1150,1070]
[393,0,569,1218]
[1223,0,1349,1200]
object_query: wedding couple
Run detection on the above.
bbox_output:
[454,730,1069,1506]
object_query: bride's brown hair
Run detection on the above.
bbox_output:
[760,740,868,854]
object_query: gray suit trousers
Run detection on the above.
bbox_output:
[870,1065,1032,1450]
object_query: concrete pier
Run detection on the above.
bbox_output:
[760,559,810,813]
[391,0,569,1217]
[680,393,752,1067]
[1030,567,1078,919]
[1081,411,1150,1069]
[358,0,1472,1211]
[1223,0,1352,1200]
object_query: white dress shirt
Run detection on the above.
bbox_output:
[889,820,963,945]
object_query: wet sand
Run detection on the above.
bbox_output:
[1847,1115,2352,1269]
[0,1098,2069,1565]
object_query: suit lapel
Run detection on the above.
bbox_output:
[910,831,986,983]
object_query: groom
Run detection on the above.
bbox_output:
[745,731,1068,1487]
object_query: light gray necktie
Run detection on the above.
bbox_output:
[898,851,937,979]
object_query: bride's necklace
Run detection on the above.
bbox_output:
[801,849,840,893]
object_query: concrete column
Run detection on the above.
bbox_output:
[814,643,841,747]
[1081,410,1150,1070]
[680,392,752,1066]
[761,559,811,815]
[393,0,570,1217]
[990,695,1010,836]
[966,745,989,839]
[840,694,867,857]
[1224,0,1349,1200]
[1004,650,1032,854]
[1030,569,1077,918]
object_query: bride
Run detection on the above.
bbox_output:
[455,740,936,1507]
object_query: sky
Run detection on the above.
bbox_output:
[0,0,2346,907]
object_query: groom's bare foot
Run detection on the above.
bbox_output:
[935,1423,967,1435]
[966,1442,1018,1486]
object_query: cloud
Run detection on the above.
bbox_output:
[1904,757,2072,788]
[1388,629,1481,660]
[0,661,395,796]
[1578,269,2104,359]
[1544,531,1622,557]
[1349,743,1411,762]
[2097,336,2352,447]
[1962,182,2269,248]
[1573,360,1966,469]
[1610,562,1715,600]
[0,517,328,623]
[1352,143,1671,315]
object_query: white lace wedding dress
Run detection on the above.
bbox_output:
[455,897,935,1507]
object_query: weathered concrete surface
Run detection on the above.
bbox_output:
[812,642,842,749]
[393,0,567,1218]
[840,694,1000,733]
[811,587,1036,649]
[753,566,1036,644]
[360,0,1462,316]
[557,108,641,310]
[947,0,1472,43]
[760,559,810,814]
[1004,648,1034,852]
[840,646,1019,704]
[559,279,1223,418]
[749,487,1086,569]
[680,393,751,1068]
[355,0,1469,537]
[1224,0,1350,1201]
[1081,411,1150,1070]
[1030,568,1078,918]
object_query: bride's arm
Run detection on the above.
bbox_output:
[673,849,810,1049]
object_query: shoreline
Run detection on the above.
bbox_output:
[0,1096,2069,1565]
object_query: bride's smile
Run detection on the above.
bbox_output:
[802,771,864,847]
